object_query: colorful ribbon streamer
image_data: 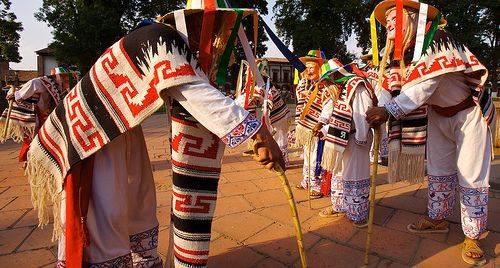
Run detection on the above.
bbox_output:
[422,13,442,53]
[370,12,379,66]
[394,0,403,61]
[215,9,244,86]
[412,3,428,63]
[261,18,306,72]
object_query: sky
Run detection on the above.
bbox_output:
[10,0,362,70]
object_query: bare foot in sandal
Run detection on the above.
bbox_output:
[462,237,486,266]
[407,217,449,234]
[318,207,345,218]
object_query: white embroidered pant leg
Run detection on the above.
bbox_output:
[427,106,490,239]
[300,138,321,191]
[342,135,372,222]
[330,170,345,212]
[273,119,289,167]
[85,127,160,266]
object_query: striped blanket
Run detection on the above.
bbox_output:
[294,78,330,146]
[388,29,493,183]
[0,99,36,142]
[322,77,374,171]
[26,23,204,236]
[0,73,79,143]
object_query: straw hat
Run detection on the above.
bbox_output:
[373,0,446,26]
[299,50,326,66]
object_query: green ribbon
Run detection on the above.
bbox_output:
[217,0,227,8]
[422,12,442,53]
[215,8,243,86]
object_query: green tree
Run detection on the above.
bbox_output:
[36,0,185,73]
[0,0,23,62]
[273,0,498,89]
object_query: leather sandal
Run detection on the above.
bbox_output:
[318,207,345,218]
[407,217,449,234]
[462,238,486,266]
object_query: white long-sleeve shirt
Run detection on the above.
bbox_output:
[15,78,51,112]
[385,72,471,120]
[168,79,261,148]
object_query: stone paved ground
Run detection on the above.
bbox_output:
[0,114,498,267]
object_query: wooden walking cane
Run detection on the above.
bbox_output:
[363,127,381,267]
[274,164,308,268]
[2,85,15,141]
[306,136,313,209]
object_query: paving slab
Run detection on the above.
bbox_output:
[0,114,497,267]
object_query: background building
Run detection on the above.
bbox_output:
[257,57,294,103]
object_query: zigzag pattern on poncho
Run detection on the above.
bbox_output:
[26,23,204,237]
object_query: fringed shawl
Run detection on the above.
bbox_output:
[387,29,492,183]
[321,77,375,171]
[26,23,204,239]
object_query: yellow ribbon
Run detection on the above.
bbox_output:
[370,12,379,66]
[299,83,319,121]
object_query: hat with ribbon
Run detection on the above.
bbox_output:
[299,50,326,66]
[369,0,447,64]
[159,0,260,86]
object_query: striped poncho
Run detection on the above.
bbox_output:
[294,78,330,146]
[387,29,493,183]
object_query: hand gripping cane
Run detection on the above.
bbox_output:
[363,127,381,267]
[2,85,16,141]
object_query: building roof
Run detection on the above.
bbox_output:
[5,70,38,84]
[257,57,290,63]
[36,47,55,56]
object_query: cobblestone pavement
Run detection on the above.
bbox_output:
[0,114,498,267]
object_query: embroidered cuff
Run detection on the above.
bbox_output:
[384,100,405,120]
[221,113,261,148]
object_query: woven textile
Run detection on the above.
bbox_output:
[170,101,224,267]
[322,77,374,171]
[0,100,36,142]
[26,23,205,236]
[386,29,492,183]
[294,78,330,146]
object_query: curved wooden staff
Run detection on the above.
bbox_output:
[274,164,308,268]
[363,127,381,266]
[2,85,16,140]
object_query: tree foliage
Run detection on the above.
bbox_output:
[36,0,269,76]
[273,0,498,87]
[36,0,185,73]
[0,0,23,62]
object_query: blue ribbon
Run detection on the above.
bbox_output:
[260,17,306,72]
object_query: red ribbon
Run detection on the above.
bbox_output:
[198,0,217,74]
[394,0,403,61]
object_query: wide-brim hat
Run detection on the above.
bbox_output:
[299,50,326,66]
[373,0,446,27]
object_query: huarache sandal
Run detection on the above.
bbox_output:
[354,220,368,228]
[407,217,449,234]
[318,207,346,218]
[462,238,486,266]
[295,184,306,190]
[241,150,255,157]
[309,190,322,199]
